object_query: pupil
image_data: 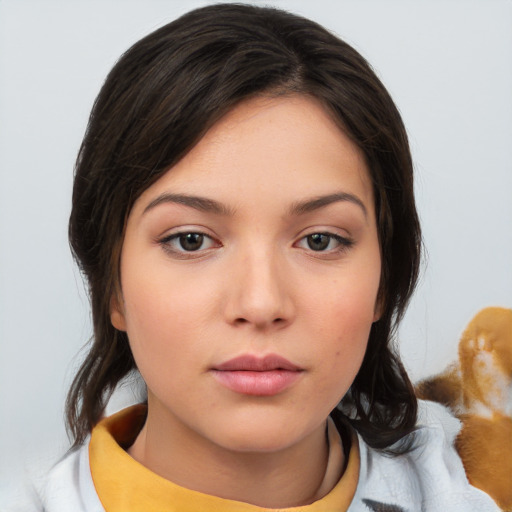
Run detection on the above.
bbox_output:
[180,233,203,251]
[307,233,329,251]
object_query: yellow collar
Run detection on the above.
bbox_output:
[89,405,359,512]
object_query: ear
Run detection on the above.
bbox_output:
[373,294,384,323]
[110,294,127,331]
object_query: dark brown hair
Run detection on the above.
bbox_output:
[67,3,421,451]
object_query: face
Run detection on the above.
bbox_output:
[111,95,382,454]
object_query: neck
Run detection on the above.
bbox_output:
[128,402,336,508]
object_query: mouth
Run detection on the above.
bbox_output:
[211,354,304,396]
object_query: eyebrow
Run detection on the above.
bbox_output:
[143,193,235,216]
[142,191,368,218]
[289,192,368,218]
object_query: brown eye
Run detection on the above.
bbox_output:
[160,231,218,256]
[179,233,204,251]
[306,233,330,251]
[296,232,354,254]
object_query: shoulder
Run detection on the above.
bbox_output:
[351,400,501,512]
[35,442,104,512]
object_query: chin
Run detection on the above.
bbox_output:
[221,433,298,454]
[208,416,321,455]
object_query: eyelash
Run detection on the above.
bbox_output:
[158,231,354,258]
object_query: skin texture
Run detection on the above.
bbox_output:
[111,95,382,507]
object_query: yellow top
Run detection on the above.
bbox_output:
[89,404,360,511]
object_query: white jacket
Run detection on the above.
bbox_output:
[4,402,501,512]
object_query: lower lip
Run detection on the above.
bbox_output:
[211,370,302,396]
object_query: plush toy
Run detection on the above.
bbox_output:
[416,307,512,511]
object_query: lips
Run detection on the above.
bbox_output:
[214,354,301,372]
[211,354,303,396]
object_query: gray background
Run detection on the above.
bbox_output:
[1,0,511,495]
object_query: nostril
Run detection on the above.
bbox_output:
[232,317,286,327]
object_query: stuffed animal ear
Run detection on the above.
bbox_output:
[458,307,512,415]
[415,364,462,412]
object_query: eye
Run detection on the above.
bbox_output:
[176,233,207,251]
[160,231,218,255]
[297,232,353,253]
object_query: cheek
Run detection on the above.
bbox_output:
[304,269,380,342]
[302,265,379,388]
[122,253,217,329]
[119,264,216,373]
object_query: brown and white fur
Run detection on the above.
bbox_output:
[416,307,512,511]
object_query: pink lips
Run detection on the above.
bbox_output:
[211,354,303,396]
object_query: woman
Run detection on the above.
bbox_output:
[36,4,499,511]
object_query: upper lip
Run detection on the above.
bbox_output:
[213,354,302,372]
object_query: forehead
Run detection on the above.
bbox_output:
[132,94,374,217]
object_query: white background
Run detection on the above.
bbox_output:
[1,0,511,496]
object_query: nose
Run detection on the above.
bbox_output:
[224,245,295,330]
